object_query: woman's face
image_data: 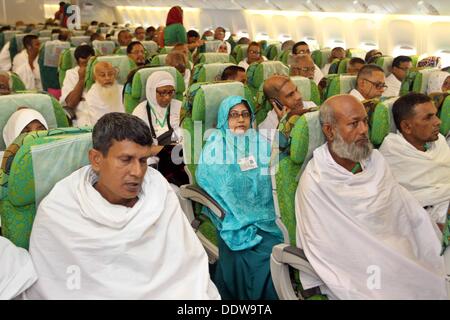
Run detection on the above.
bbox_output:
[21,120,46,134]
[155,85,175,108]
[227,103,251,134]
[247,45,262,63]
[218,44,228,53]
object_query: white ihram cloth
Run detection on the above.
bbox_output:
[25,166,220,299]
[379,132,450,225]
[0,236,37,299]
[78,83,124,126]
[12,50,42,90]
[295,144,448,300]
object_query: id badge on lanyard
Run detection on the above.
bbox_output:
[238,155,258,172]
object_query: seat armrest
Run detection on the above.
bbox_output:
[272,243,319,279]
[180,184,225,219]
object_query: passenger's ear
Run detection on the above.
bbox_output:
[89,148,103,172]
[322,123,334,142]
[399,119,412,135]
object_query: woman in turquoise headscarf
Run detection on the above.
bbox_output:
[196,95,283,300]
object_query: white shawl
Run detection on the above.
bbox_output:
[380,132,450,224]
[295,144,447,299]
[25,166,219,299]
[3,108,48,147]
[0,236,37,299]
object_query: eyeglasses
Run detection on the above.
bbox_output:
[130,50,145,55]
[228,111,251,119]
[248,50,261,55]
[156,89,175,97]
[363,78,388,90]
[296,49,310,55]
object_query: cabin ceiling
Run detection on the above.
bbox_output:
[91,0,450,15]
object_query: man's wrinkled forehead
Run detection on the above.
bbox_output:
[95,62,115,74]
[330,95,367,121]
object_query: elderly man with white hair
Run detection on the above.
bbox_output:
[78,61,125,126]
[295,94,449,300]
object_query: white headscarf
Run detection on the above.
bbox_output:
[145,71,175,119]
[216,41,231,54]
[3,108,48,147]
[427,71,450,94]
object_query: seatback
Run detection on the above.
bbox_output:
[85,55,137,90]
[141,40,158,58]
[232,44,248,63]
[327,58,342,75]
[72,30,86,37]
[272,111,325,244]
[337,57,350,74]
[311,48,331,69]
[197,52,235,64]
[427,93,450,136]
[113,46,128,55]
[38,30,52,38]
[323,74,356,99]
[8,72,26,92]
[14,33,29,53]
[201,40,223,53]
[414,68,440,94]
[247,61,290,99]
[374,55,394,76]
[123,66,185,114]
[58,47,77,86]
[0,31,20,50]
[38,37,51,46]
[0,128,93,249]
[0,93,69,150]
[38,40,71,90]
[70,36,90,47]
[363,98,392,147]
[182,81,254,183]
[346,48,366,59]
[92,40,116,56]
[159,46,174,54]
[150,54,167,66]
[192,62,235,84]
[264,42,282,61]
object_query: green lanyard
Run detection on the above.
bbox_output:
[150,105,168,128]
[351,162,361,174]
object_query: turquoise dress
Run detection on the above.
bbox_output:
[196,96,283,300]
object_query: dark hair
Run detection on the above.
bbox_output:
[392,93,432,131]
[93,113,153,155]
[349,57,365,66]
[59,1,65,6]
[90,32,102,42]
[23,34,38,49]
[247,41,261,51]
[146,26,155,33]
[90,21,98,26]
[221,65,245,81]
[74,44,95,62]
[215,27,225,33]
[187,30,199,38]
[135,26,144,33]
[356,64,385,84]
[118,29,130,38]
[292,41,309,54]
[126,41,144,54]
[392,55,412,68]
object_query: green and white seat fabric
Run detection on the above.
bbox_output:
[337,57,350,74]
[70,36,90,47]
[38,40,71,91]
[150,54,167,66]
[180,81,255,260]
[247,60,290,100]
[123,66,185,114]
[197,52,235,64]
[92,40,116,56]
[85,55,137,90]
[264,41,282,61]
[374,55,394,76]
[346,48,366,59]
[159,46,174,54]
[232,44,248,63]
[200,40,223,53]
[270,110,327,300]
[311,48,331,69]
[8,72,26,92]
[192,62,235,84]
[0,93,69,151]
[58,47,77,86]
[0,128,92,249]
[141,40,158,58]
[113,46,127,55]
[38,30,52,38]
[417,68,441,94]
[323,74,356,100]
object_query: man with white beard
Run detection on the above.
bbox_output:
[78,61,125,126]
[294,94,449,300]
